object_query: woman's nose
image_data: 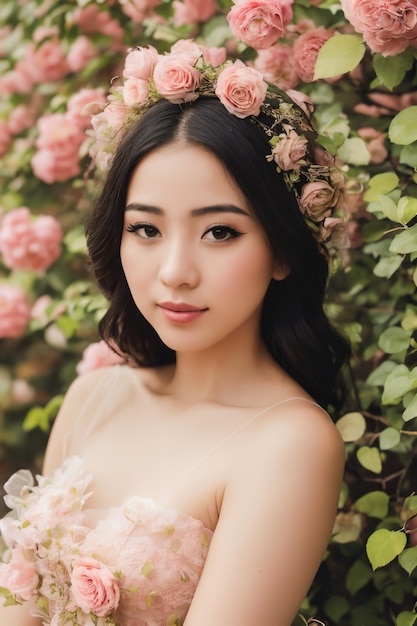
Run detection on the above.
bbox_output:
[158,240,199,289]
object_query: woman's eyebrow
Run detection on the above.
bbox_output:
[125,202,250,217]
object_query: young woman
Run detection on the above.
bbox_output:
[0,46,350,626]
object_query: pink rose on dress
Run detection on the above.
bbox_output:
[215,60,268,118]
[299,180,340,220]
[70,558,120,617]
[341,0,417,56]
[76,340,125,376]
[122,77,150,106]
[0,545,39,602]
[153,54,201,103]
[0,284,30,338]
[272,126,308,170]
[293,26,334,83]
[123,46,159,80]
[254,44,298,90]
[227,0,294,50]
[0,207,63,272]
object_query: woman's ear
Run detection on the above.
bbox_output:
[272,263,290,281]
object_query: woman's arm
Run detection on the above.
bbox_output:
[184,403,345,626]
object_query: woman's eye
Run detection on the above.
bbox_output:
[203,225,242,241]
[126,223,160,238]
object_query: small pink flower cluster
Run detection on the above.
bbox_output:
[341,0,417,56]
[0,207,63,272]
[0,457,120,625]
[76,340,126,376]
[0,285,31,339]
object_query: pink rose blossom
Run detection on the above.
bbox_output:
[0,546,39,602]
[70,558,120,617]
[24,37,68,83]
[227,0,294,49]
[31,113,85,183]
[153,54,202,103]
[293,26,334,83]
[120,0,162,23]
[67,89,107,130]
[8,104,37,135]
[254,44,298,90]
[0,120,12,156]
[67,36,97,73]
[299,180,340,220]
[358,127,388,164]
[173,0,218,26]
[272,125,308,170]
[341,0,417,56]
[0,207,63,272]
[215,60,268,118]
[123,46,159,80]
[0,284,30,338]
[122,77,150,106]
[73,5,125,42]
[76,340,125,376]
[0,62,34,96]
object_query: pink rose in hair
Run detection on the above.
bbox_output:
[153,54,201,103]
[341,0,417,56]
[123,46,159,80]
[0,545,39,602]
[70,558,120,617]
[293,26,334,83]
[123,77,150,106]
[0,207,63,272]
[254,44,298,90]
[286,89,314,118]
[173,0,218,26]
[319,217,349,248]
[200,45,227,67]
[272,125,308,170]
[227,0,294,49]
[67,36,97,73]
[300,180,340,221]
[0,120,12,156]
[76,340,125,375]
[215,60,268,118]
[170,39,205,65]
[0,284,30,338]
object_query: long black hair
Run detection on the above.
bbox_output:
[86,96,350,409]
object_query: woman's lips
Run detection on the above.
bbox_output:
[158,302,208,323]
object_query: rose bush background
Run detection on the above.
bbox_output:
[0,0,416,624]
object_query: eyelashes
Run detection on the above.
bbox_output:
[125,223,243,241]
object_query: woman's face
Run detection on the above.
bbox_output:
[120,142,286,355]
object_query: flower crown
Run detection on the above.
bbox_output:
[89,39,346,247]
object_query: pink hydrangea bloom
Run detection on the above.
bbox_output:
[227,0,294,50]
[293,26,334,83]
[76,340,125,376]
[173,0,218,26]
[0,285,30,338]
[341,0,417,56]
[254,43,298,90]
[0,207,63,272]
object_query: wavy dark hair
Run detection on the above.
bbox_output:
[86,96,350,409]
